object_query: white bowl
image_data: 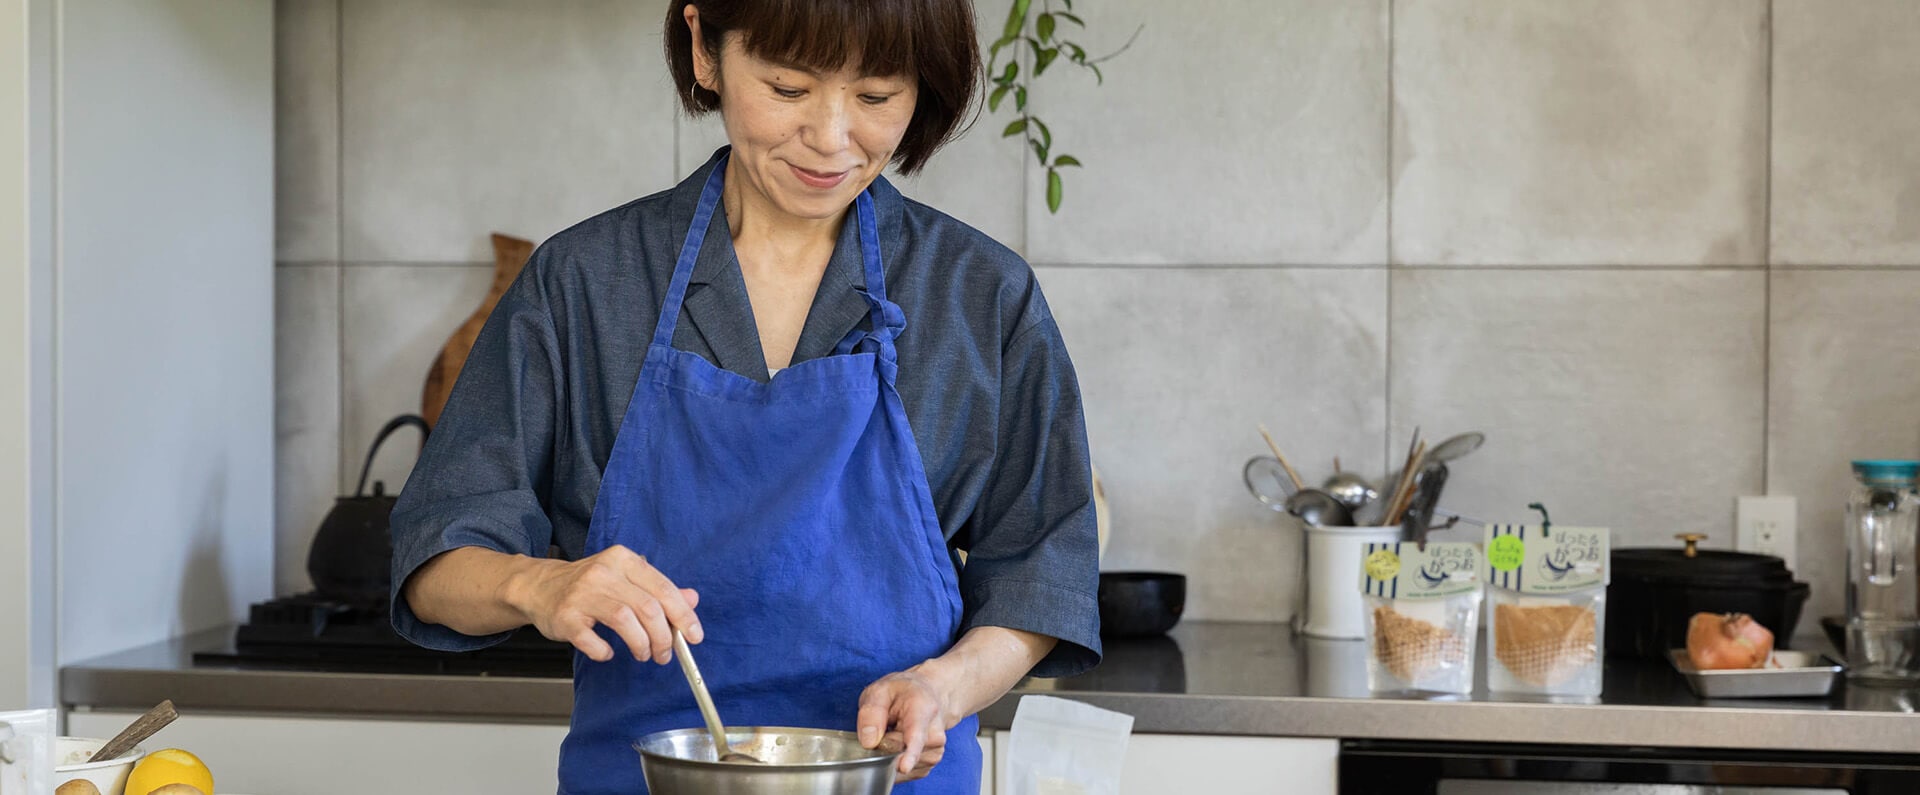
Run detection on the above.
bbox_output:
[53,736,146,795]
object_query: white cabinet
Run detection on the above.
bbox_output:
[70,711,1003,795]
[1118,734,1337,794]
[992,730,1338,795]
[978,731,995,795]
[68,711,569,795]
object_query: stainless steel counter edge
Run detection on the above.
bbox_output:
[62,664,576,722]
[60,624,1920,755]
[976,693,1920,754]
[64,667,1920,754]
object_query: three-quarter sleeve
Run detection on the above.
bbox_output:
[389,250,566,652]
[957,296,1103,678]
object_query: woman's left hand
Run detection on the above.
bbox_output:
[857,668,953,781]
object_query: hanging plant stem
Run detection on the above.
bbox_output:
[985,0,1141,213]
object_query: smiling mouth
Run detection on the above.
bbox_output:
[789,163,851,189]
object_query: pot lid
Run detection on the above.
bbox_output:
[1612,533,1798,585]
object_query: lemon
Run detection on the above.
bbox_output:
[125,748,213,795]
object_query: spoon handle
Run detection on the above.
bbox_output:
[672,630,734,759]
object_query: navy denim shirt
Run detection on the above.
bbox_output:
[389,150,1102,677]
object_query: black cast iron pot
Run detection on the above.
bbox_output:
[1605,535,1811,660]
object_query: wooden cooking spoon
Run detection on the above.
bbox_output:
[88,699,176,763]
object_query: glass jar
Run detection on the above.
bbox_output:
[1845,459,1920,682]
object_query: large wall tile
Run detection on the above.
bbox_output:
[275,265,340,595]
[1392,0,1768,266]
[276,0,338,262]
[341,0,678,262]
[1025,0,1389,266]
[1040,267,1389,622]
[1768,270,1920,628]
[1389,270,1766,550]
[1773,2,1920,265]
[339,264,493,495]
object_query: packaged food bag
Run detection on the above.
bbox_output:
[1005,695,1134,795]
[1484,523,1610,697]
[1362,541,1484,695]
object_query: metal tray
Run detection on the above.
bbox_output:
[1668,649,1843,699]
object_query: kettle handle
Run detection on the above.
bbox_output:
[355,414,431,498]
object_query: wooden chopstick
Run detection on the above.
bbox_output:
[1384,441,1428,527]
[1256,423,1307,493]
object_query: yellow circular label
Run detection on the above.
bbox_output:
[1364,549,1401,581]
[1488,535,1525,572]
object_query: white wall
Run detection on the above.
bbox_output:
[55,0,274,665]
[1,0,35,708]
[0,0,58,710]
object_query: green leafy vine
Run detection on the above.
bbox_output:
[986,0,1141,213]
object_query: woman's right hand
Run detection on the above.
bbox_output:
[506,544,702,665]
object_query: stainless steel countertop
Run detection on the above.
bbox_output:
[61,622,1920,754]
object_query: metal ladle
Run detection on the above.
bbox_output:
[672,629,762,764]
[1243,456,1354,526]
[1286,489,1354,527]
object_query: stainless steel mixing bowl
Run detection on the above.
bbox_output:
[635,727,900,795]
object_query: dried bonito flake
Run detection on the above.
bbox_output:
[1493,603,1597,686]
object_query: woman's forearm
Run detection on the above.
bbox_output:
[914,626,1058,724]
[403,546,550,636]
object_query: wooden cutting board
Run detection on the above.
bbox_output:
[421,233,535,429]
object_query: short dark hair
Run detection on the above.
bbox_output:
[665,0,979,175]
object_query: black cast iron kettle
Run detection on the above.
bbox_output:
[307,414,430,603]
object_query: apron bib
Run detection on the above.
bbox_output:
[556,155,980,795]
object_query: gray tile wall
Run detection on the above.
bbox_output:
[275,0,1920,634]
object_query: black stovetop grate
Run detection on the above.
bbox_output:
[192,592,573,678]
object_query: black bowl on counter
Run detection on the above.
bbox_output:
[1097,571,1186,637]
[1605,541,1810,660]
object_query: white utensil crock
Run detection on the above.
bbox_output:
[1302,525,1401,639]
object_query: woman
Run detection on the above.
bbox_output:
[389,1,1101,793]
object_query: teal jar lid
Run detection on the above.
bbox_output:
[1853,459,1920,483]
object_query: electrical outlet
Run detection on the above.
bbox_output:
[1736,495,1797,569]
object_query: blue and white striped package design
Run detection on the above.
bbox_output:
[1484,525,1611,595]
[1360,541,1482,600]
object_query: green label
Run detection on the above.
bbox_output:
[1487,535,1525,572]
[1483,525,1610,593]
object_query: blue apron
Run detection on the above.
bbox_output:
[556,155,981,795]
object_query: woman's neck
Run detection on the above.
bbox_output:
[723,158,844,275]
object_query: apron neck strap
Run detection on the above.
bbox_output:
[649,155,729,350]
[650,152,892,352]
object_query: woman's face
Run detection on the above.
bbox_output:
[688,11,918,224]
